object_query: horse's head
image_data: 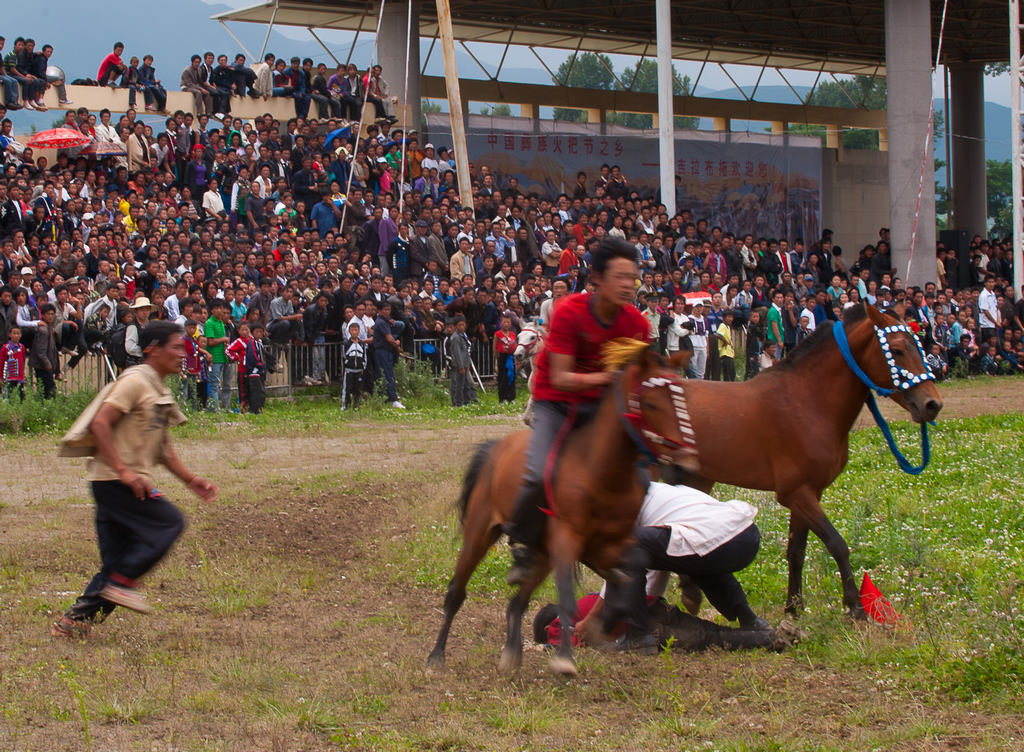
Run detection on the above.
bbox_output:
[514,323,541,365]
[607,340,698,467]
[855,303,943,424]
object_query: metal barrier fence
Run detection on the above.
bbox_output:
[25,336,499,399]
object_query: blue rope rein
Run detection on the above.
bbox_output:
[832,321,932,475]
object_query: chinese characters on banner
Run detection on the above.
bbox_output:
[433,128,822,243]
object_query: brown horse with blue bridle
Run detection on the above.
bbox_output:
[663,302,942,617]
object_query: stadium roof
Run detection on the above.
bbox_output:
[213,0,1015,77]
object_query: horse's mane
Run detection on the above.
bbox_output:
[601,337,650,370]
[772,303,869,371]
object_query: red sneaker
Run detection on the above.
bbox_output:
[50,615,92,639]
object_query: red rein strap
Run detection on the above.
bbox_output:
[541,402,577,518]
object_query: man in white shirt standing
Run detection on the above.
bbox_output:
[686,301,709,379]
[978,273,1000,344]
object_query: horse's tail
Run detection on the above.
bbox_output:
[457,439,498,524]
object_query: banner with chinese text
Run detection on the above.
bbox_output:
[429,125,822,243]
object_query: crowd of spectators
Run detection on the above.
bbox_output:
[0,35,71,111]
[0,43,1021,409]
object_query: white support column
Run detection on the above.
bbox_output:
[655,0,676,216]
[1011,0,1024,297]
[435,0,473,216]
[884,0,936,288]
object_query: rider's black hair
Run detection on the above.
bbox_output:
[591,236,638,277]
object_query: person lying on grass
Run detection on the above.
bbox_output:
[534,481,793,653]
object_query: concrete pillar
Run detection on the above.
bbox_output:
[884,0,936,287]
[949,62,988,237]
[377,1,422,131]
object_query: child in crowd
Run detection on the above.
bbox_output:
[796,313,813,344]
[744,309,764,380]
[180,319,204,409]
[979,344,1001,376]
[123,56,145,109]
[341,322,366,411]
[1,325,27,401]
[715,309,735,382]
[243,323,271,414]
[447,314,475,407]
[30,305,60,399]
[226,322,254,411]
[493,314,517,404]
[925,342,948,380]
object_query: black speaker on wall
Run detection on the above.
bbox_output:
[939,228,971,289]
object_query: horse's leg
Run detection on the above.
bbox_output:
[547,527,582,676]
[805,509,866,619]
[428,523,501,668]
[784,514,809,615]
[498,562,549,673]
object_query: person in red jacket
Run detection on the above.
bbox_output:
[493,314,518,404]
[504,237,649,585]
[225,321,253,411]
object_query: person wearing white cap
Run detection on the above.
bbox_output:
[125,297,156,367]
[80,212,96,243]
[420,143,439,173]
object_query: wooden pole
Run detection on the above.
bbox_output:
[435,0,474,217]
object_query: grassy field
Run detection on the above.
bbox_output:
[1,379,1023,751]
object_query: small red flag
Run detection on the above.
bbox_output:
[860,572,904,626]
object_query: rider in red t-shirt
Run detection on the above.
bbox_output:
[504,237,650,584]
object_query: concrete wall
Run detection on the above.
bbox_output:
[821,148,890,255]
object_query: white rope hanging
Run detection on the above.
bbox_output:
[340,0,389,233]
[906,0,949,281]
[397,0,413,213]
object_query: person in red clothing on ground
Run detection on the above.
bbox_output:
[503,236,649,585]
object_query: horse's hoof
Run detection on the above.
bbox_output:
[498,647,522,674]
[548,656,578,676]
[426,653,446,673]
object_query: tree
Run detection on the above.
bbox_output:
[421,99,442,114]
[790,76,888,150]
[985,62,1010,77]
[986,159,1013,239]
[551,52,616,122]
[479,103,512,117]
[608,60,699,130]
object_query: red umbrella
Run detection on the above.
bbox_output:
[26,128,92,149]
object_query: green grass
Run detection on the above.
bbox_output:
[3,393,1024,750]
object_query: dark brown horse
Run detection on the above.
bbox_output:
[663,302,942,617]
[428,344,695,675]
